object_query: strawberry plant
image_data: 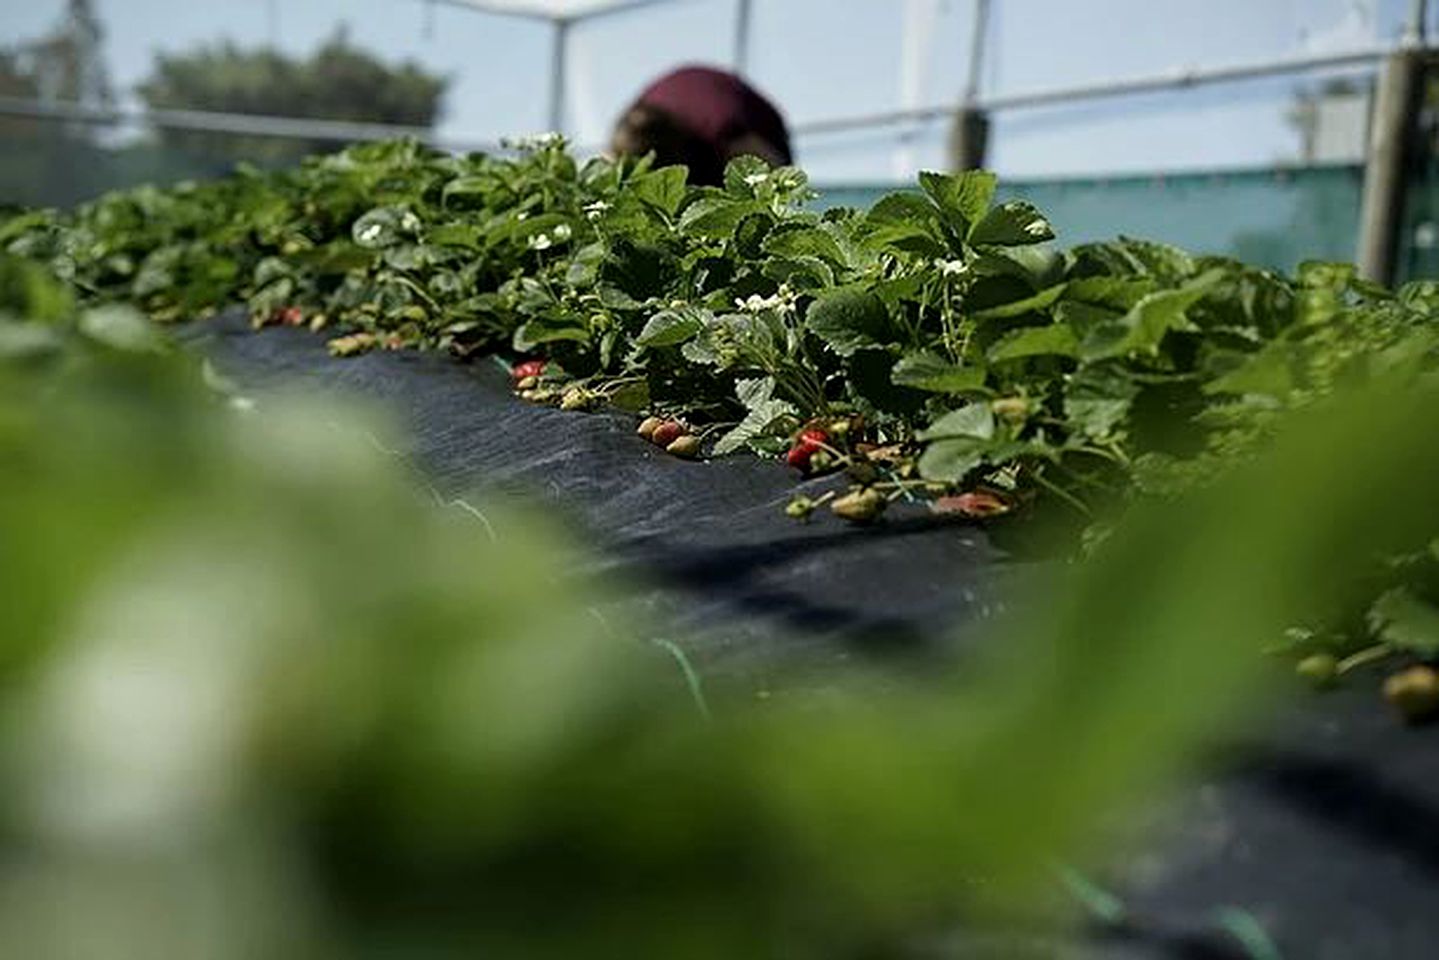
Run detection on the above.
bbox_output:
[7,139,1439,699]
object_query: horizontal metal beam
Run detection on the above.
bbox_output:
[1,41,1413,155]
[793,44,1397,138]
[0,95,503,153]
[417,0,685,25]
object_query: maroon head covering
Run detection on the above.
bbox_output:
[634,66,792,166]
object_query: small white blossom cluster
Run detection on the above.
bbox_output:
[503,131,565,151]
[584,200,611,221]
[936,258,969,278]
[528,223,573,251]
[735,284,797,314]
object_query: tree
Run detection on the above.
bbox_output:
[137,28,449,165]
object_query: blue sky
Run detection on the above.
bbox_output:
[0,0,1423,182]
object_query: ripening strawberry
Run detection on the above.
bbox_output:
[1383,665,1439,723]
[831,488,886,523]
[933,491,1011,519]
[280,306,304,327]
[1296,653,1339,688]
[785,427,830,471]
[511,358,547,381]
[637,416,664,440]
[650,420,685,448]
[665,435,702,459]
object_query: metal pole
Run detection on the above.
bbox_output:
[949,0,992,170]
[733,0,753,74]
[1405,0,1430,47]
[549,18,570,134]
[963,0,990,105]
[1356,49,1423,283]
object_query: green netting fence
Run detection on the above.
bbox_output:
[819,165,1368,279]
[5,129,1439,285]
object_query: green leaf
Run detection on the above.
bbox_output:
[1081,270,1222,360]
[970,201,1055,246]
[78,305,165,353]
[917,437,989,482]
[679,197,758,240]
[1368,587,1439,658]
[735,376,776,409]
[762,255,834,292]
[988,323,1080,362]
[631,166,689,216]
[441,176,495,207]
[513,316,589,351]
[732,211,776,259]
[1203,341,1303,398]
[724,155,772,194]
[1063,365,1138,441]
[971,283,1069,322]
[713,398,797,455]
[806,287,892,356]
[607,380,650,413]
[892,352,989,394]
[427,223,482,250]
[637,306,706,348]
[865,192,934,227]
[918,170,996,235]
[0,319,64,362]
[917,403,995,441]
[352,207,414,249]
[762,226,848,267]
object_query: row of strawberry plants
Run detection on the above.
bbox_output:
[3,135,1439,713]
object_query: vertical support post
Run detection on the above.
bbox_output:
[733,0,753,74]
[1404,0,1429,47]
[948,0,991,170]
[549,18,570,134]
[1356,49,1422,284]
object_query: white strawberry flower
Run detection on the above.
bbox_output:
[529,234,553,251]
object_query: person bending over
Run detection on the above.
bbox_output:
[610,65,792,186]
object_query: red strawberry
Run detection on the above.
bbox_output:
[280,306,304,326]
[785,427,830,471]
[511,358,547,381]
[932,490,1011,519]
[651,420,685,448]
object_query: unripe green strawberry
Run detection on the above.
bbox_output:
[991,396,1030,423]
[665,435,702,459]
[637,416,665,440]
[1296,653,1339,688]
[831,488,886,523]
[1383,665,1439,723]
[651,420,685,447]
[560,388,593,411]
[785,495,817,520]
[516,375,538,391]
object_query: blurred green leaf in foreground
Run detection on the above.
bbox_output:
[4,255,1439,958]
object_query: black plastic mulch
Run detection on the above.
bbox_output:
[182,309,1439,960]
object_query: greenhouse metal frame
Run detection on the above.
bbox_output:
[1,0,1436,278]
